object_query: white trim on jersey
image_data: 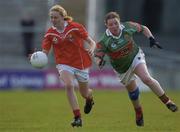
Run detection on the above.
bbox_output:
[44,33,61,38]
[63,28,79,39]
[44,28,79,40]
[106,24,125,39]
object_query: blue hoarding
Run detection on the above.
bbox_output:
[0,70,45,90]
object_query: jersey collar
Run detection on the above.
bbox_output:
[106,24,125,39]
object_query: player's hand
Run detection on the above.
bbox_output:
[149,37,162,49]
[86,47,95,57]
[95,57,106,69]
[98,59,106,69]
[28,48,37,61]
[28,54,32,61]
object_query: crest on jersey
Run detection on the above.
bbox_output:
[111,43,117,48]
[52,37,58,44]
[66,34,74,42]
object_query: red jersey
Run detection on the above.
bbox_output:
[42,21,92,70]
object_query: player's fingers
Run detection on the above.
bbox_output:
[34,48,37,52]
[86,49,94,57]
[28,54,32,61]
[156,44,162,49]
[28,48,38,60]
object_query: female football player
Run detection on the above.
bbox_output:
[41,5,95,127]
[95,11,178,127]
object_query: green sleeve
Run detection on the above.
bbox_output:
[124,21,144,34]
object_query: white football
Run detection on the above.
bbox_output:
[30,51,48,68]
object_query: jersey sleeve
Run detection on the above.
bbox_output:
[126,21,144,33]
[75,23,88,40]
[41,33,52,52]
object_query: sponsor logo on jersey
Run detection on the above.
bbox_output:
[66,34,74,42]
[111,43,117,48]
[52,37,58,44]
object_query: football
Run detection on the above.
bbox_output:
[30,51,48,69]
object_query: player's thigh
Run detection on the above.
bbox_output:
[59,70,75,86]
[134,63,151,80]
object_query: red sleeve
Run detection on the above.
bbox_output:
[74,23,88,40]
[79,24,88,39]
[41,34,52,52]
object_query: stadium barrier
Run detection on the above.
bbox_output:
[0,69,126,90]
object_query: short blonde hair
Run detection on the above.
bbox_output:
[50,5,73,21]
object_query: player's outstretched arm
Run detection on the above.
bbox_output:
[85,36,96,57]
[142,25,162,49]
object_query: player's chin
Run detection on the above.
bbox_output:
[52,23,57,27]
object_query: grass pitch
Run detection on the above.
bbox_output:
[0,90,179,132]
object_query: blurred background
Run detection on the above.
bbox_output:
[0,0,180,91]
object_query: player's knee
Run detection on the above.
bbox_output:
[142,76,154,85]
[128,87,140,100]
[65,83,74,90]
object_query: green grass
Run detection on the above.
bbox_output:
[0,90,179,132]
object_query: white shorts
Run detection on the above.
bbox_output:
[116,49,146,86]
[56,64,89,82]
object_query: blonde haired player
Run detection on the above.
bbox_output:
[42,5,96,127]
